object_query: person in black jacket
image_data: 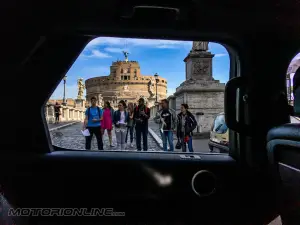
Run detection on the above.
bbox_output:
[113,100,129,150]
[177,104,197,152]
[133,98,150,151]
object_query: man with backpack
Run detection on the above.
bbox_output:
[133,98,150,151]
[82,97,103,150]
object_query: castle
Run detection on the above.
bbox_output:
[85,52,168,108]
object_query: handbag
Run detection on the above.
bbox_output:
[175,140,182,149]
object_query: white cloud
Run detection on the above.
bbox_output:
[86,37,190,49]
[156,45,177,49]
[215,53,227,57]
[104,47,130,53]
[91,50,111,58]
[83,50,112,58]
[86,37,123,48]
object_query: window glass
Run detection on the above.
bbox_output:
[286,52,300,120]
[46,37,230,154]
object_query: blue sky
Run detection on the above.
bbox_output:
[51,37,231,99]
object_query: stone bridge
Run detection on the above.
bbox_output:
[48,121,210,153]
[45,104,85,124]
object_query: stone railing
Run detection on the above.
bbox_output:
[150,106,159,119]
[45,104,86,124]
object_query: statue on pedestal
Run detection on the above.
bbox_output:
[192,41,209,51]
[77,78,85,100]
[98,94,103,106]
[122,51,129,62]
[148,77,155,98]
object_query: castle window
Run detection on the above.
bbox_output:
[162,80,164,83]
[121,69,123,73]
[128,76,130,80]
[124,76,128,80]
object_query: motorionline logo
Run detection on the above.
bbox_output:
[8,208,125,217]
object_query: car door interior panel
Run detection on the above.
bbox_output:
[4,1,300,225]
[1,151,277,225]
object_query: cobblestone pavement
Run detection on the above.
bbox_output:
[50,122,162,151]
[148,120,213,153]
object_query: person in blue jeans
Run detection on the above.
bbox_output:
[82,97,103,150]
[176,104,197,152]
[154,99,177,152]
[186,136,194,152]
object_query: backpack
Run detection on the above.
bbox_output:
[87,107,101,120]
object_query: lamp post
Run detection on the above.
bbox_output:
[154,72,159,102]
[62,75,67,106]
[154,73,159,111]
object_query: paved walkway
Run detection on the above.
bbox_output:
[291,116,300,123]
[47,121,78,131]
[50,122,162,151]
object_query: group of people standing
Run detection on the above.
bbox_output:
[154,99,197,152]
[82,96,197,152]
[82,97,150,151]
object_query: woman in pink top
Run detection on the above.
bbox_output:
[101,101,114,147]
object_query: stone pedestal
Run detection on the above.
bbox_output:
[47,105,55,124]
[97,94,103,107]
[174,80,225,132]
[147,97,156,108]
[167,95,176,111]
[75,99,86,110]
[174,42,225,133]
